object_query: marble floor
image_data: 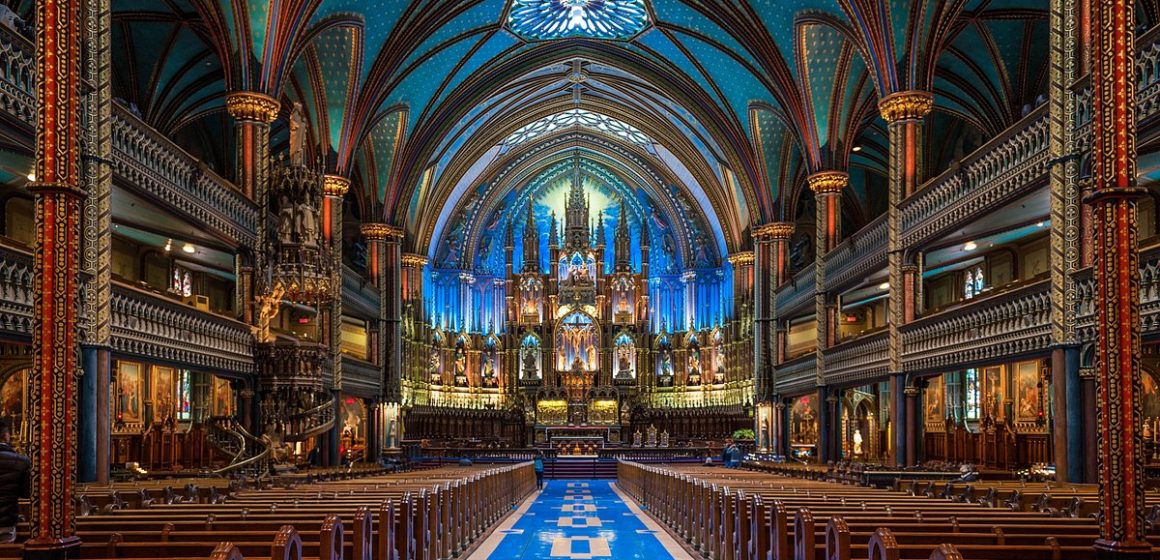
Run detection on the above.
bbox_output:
[469,480,691,559]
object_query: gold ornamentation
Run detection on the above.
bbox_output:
[807,171,849,194]
[361,222,403,241]
[727,251,754,266]
[754,222,795,240]
[322,175,350,198]
[402,253,429,267]
[226,91,279,124]
[878,91,934,124]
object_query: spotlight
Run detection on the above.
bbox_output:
[182,243,196,254]
[164,239,172,252]
[851,146,862,152]
[1036,221,1045,227]
[878,283,889,290]
[963,241,977,251]
[25,172,35,181]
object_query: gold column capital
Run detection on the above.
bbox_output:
[226,91,280,123]
[727,251,755,266]
[878,90,934,124]
[323,175,350,198]
[807,171,849,194]
[402,253,429,268]
[361,222,404,242]
[754,222,795,240]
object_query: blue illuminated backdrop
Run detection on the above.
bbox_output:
[507,0,651,41]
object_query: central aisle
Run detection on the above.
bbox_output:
[469,480,691,559]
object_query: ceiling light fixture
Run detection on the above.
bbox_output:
[878,282,889,290]
[182,243,196,254]
[26,172,35,181]
[1036,221,1045,227]
[164,239,172,252]
[963,241,977,251]
[851,146,862,152]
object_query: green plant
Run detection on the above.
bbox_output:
[732,428,755,440]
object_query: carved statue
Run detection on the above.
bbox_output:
[297,202,318,247]
[288,101,306,166]
[251,285,286,343]
[522,348,538,379]
[853,428,864,456]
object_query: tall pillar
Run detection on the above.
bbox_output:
[1087,0,1148,556]
[26,1,83,556]
[363,224,404,403]
[1047,0,1083,484]
[880,91,933,468]
[226,92,279,201]
[904,384,919,467]
[78,0,112,486]
[809,172,846,464]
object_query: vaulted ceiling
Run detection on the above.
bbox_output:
[1,0,1085,257]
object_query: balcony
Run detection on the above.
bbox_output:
[0,25,257,247]
[774,262,816,317]
[0,244,32,337]
[823,215,886,292]
[342,265,381,319]
[821,329,888,387]
[773,353,817,396]
[110,282,254,374]
[899,278,1051,374]
[1074,244,1160,341]
[342,357,383,397]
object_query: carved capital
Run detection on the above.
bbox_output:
[322,175,350,198]
[878,90,933,124]
[727,251,755,266]
[361,222,403,242]
[904,386,921,398]
[402,253,429,268]
[226,91,280,124]
[807,171,849,194]
[754,222,795,240]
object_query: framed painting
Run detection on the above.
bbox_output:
[982,365,1006,421]
[212,376,233,417]
[1015,360,1043,422]
[151,366,176,423]
[116,361,142,424]
[924,375,945,423]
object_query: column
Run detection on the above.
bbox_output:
[1087,0,1149,555]
[904,384,919,467]
[26,0,83,556]
[362,224,404,403]
[809,171,847,464]
[1048,0,1084,484]
[880,91,934,468]
[323,174,348,389]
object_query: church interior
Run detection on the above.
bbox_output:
[0,0,1158,558]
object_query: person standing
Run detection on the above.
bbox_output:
[533,452,545,489]
[0,420,29,543]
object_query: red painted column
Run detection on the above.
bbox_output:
[1087,0,1148,556]
[26,0,83,557]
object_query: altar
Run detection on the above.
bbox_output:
[536,425,622,449]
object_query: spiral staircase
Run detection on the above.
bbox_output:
[206,416,271,477]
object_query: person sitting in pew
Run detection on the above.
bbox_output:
[0,420,29,544]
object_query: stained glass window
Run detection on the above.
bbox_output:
[176,369,192,422]
[507,0,650,41]
[964,368,979,420]
[974,266,985,295]
[964,270,975,300]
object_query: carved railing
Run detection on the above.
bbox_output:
[343,357,383,396]
[342,265,380,318]
[1076,25,1160,145]
[0,25,257,247]
[821,330,889,387]
[775,262,816,317]
[823,215,887,292]
[284,395,336,442]
[1074,245,1160,341]
[207,416,270,477]
[110,283,254,374]
[899,279,1051,374]
[773,353,817,397]
[900,106,1050,248]
[0,244,33,337]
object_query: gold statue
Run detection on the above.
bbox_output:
[251,285,285,343]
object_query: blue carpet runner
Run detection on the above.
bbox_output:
[472,479,689,559]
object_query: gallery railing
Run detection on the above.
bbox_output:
[774,262,816,318]
[772,353,817,397]
[821,329,889,387]
[0,244,32,338]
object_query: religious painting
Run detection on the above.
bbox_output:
[0,369,26,445]
[211,376,233,417]
[982,365,1006,420]
[1015,361,1043,422]
[924,375,945,423]
[790,395,818,445]
[151,366,176,423]
[115,361,142,423]
[340,396,366,450]
[1143,371,1160,419]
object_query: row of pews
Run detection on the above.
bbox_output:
[8,463,534,560]
[617,461,1160,560]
